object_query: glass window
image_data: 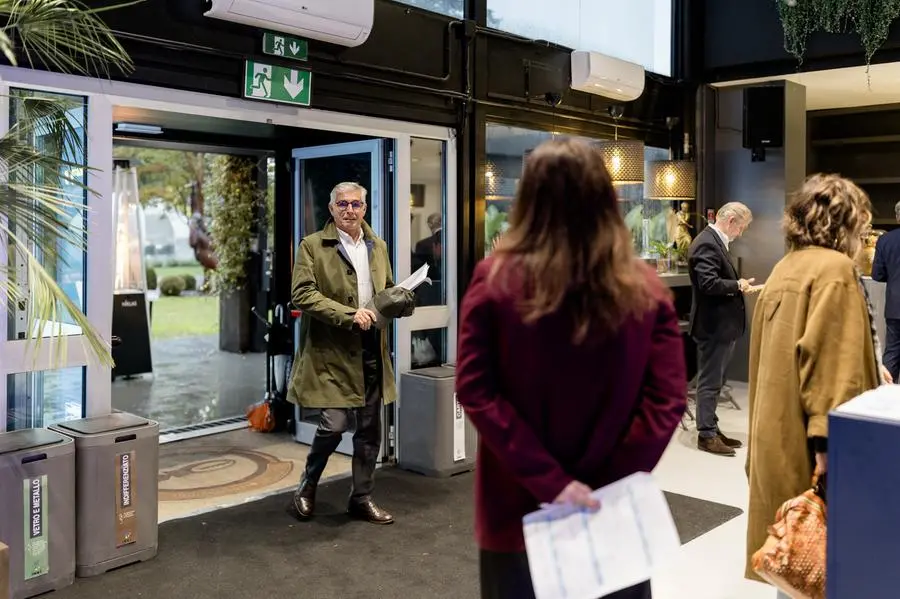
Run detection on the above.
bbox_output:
[410,138,446,306]
[7,89,88,340]
[486,0,672,76]
[6,367,85,430]
[411,327,447,370]
[484,123,671,257]
[392,0,464,18]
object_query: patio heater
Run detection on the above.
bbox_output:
[111,164,153,379]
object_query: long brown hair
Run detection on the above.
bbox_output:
[490,138,656,343]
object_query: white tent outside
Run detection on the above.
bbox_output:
[143,201,194,264]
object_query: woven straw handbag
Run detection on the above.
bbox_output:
[751,475,827,599]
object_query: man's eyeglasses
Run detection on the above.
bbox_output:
[335,200,366,211]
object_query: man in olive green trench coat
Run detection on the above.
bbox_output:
[286,181,414,525]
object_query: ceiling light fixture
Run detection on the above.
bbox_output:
[595,105,644,185]
[646,116,696,200]
[114,122,163,135]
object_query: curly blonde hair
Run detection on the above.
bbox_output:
[784,173,872,259]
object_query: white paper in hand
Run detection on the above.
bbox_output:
[396,263,431,291]
[522,472,679,599]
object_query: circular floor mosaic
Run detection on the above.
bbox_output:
[157,447,295,502]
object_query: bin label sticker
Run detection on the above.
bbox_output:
[453,393,466,462]
[23,475,49,580]
[116,451,138,547]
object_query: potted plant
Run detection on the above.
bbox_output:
[650,240,674,274]
[0,1,133,367]
[208,155,264,353]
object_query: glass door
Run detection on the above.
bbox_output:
[291,139,390,456]
[0,86,113,432]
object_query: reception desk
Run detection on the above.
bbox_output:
[829,388,900,598]
[862,276,886,349]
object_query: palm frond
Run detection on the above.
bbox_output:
[0,0,139,76]
[0,1,138,368]
[0,92,111,366]
[0,223,111,368]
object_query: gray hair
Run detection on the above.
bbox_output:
[717,202,753,224]
[426,212,442,231]
[329,182,368,206]
[894,200,900,222]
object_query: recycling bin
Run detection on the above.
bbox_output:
[397,366,478,477]
[50,413,159,577]
[0,428,75,599]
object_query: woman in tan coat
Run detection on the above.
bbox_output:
[745,174,889,591]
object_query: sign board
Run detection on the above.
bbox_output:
[262,32,308,62]
[243,60,312,107]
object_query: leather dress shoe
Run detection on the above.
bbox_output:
[718,431,743,449]
[347,497,394,525]
[698,435,736,457]
[287,479,317,520]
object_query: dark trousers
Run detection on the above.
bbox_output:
[303,332,383,499]
[695,336,736,439]
[479,550,652,599]
[884,318,900,383]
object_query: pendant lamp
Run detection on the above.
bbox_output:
[646,117,696,200]
[596,106,644,185]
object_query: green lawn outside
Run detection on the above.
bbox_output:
[151,294,219,339]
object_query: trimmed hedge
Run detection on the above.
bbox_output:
[146,267,158,290]
[159,275,186,297]
[181,273,197,291]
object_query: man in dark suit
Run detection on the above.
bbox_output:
[872,201,900,382]
[688,202,755,456]
[412,213,442,275]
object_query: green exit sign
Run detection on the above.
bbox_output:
[244,60,312,107]
[263,32,308,62]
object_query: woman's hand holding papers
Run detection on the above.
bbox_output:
[552,481,600,510]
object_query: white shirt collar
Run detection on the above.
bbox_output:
[710,224,730,250]
[337,226,364,246]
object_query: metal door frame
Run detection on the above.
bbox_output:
[291,139,387,456]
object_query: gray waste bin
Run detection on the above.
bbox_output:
[0,428,75,599]
[50,413,159,577]
[397,366,477,477]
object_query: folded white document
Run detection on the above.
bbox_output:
[523,472,679,599]
[396,263,431,291]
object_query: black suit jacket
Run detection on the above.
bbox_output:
[412,231,442,278]
[687,226,746,342]
[872,229,900,320]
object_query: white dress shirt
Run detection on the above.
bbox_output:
[337,227,373,308]
[710,223,730,251]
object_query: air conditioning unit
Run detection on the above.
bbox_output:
[570,51,645,102]
[204,0,374,48]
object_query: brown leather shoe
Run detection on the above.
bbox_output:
[698,436,736,456]
[718,431,743,449]
[287,478,317,520]
[347,497,394,525]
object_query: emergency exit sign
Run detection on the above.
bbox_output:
[244,60,312,107]
[262,32,308,62]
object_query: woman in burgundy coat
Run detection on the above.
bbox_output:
[455,139,688,599]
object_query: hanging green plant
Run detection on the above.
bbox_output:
[777,0,900,68]
[208,155,263,292]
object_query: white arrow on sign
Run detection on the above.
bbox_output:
[289,42,301,56]
[284,70,304,99]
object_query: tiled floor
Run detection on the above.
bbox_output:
[652,383,773,599]
[112,335,267,431]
